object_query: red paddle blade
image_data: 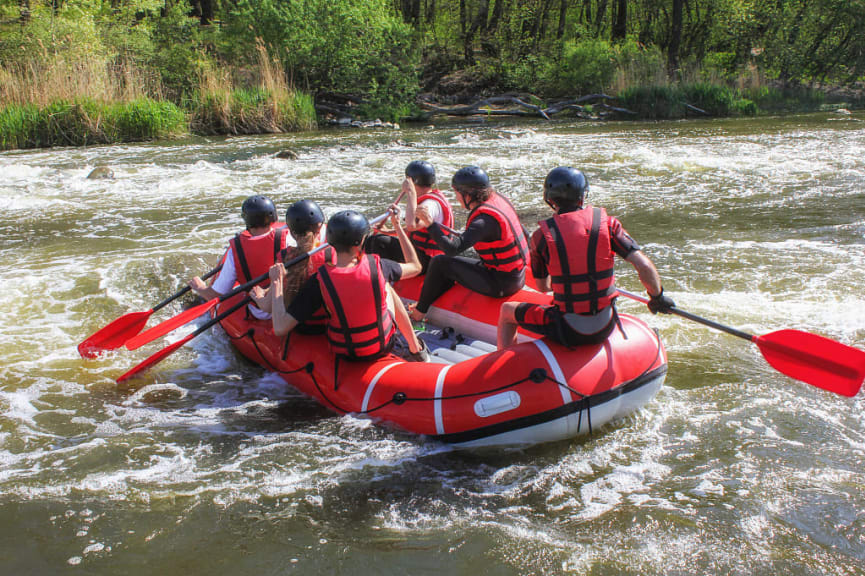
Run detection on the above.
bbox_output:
[116,333,195,383]
[755,329,865,397]
[125,299,217,351]
[78,310,153,358]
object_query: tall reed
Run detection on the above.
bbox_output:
[189,41,316,135]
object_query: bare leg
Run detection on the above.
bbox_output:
[497,301,521,350]
[387,284,421,354]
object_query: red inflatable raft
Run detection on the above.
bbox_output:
[217,277,667,447]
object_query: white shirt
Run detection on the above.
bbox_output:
[211,232,280,320]
[419,197,443,225]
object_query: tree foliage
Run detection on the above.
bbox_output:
[1,0,863,124]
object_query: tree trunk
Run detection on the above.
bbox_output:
[667,0,684,80]
[401,0,421,26]
[489,0,504,31]
[556,0,568,38]
[425,0,436,25]
[594,0,608,35]
[611,0,627,41]
[199,0,215,25]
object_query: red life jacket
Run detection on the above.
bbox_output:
[303,246,336,327]
[539,206,618,315]
[467,192,529,273]
[230,226,289,286]
[408,189,454,258]
[317,254,395,359]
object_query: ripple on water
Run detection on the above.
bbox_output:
[0,116,863,573]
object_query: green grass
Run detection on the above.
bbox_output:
[0,98,187,150]
[0,90,316,150]
[617,83,765,119]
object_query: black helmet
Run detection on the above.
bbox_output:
[543,167,588,209]
[451,165,490,192]
[285,199,325,235]
[241,195,278,229]
[326,210,370,250]
[405,160,436,188]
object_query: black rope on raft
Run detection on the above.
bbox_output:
[224,320,664,438]
[236,328,316,376]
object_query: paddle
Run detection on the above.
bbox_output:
[116,295,251,383]
[617,288,865,397]
[78,264,223,358]
[118,210,390,368]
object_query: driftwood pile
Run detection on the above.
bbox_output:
[314,92,712,125]
[315,92,653,125]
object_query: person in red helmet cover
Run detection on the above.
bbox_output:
[497,167,675,350]
[189,194,288,320]
[365,160,454,274]
[269,209,429,362]
[409,165,528,321]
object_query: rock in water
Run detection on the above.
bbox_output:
[87,167,114,180]
[275,149,299,160]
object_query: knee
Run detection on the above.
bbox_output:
[499,301,519,323]
[428,254,446,271]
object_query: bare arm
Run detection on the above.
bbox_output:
[269,263,299,336]
[412,204,434,229]
[386,283,421,354]
[250,285,272,313]
[535,274,552,293]
[189,277,222,301]
[625,250,663,297]
[392,209,422,279]
[402,178,421,231]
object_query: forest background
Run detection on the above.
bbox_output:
[1,0,864,149]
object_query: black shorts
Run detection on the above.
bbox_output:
[515,303,615,347]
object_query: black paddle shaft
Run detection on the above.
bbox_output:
[152,263,224,313]
[617,288,754,342]
[192,295,251,337]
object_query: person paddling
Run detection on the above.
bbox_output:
[365,160,454,273]
[189,195,288,320]
[251,199,331,334]
[497,167,675,350]
[269,209,429,362]
[409,165,528,321]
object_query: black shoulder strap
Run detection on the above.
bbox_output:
[232,233,253,284]
[369,255,387,353]
[484,202,528,265]
[587,207,602,314]
[318,265,354,353]
[547,217,574,314]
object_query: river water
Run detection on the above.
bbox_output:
[1,114,864,574]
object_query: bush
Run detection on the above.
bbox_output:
[223,0,420,120]
[612,40,666,90]
[544,39,617,96]
[189,87,316,135]
[617,85,687,119]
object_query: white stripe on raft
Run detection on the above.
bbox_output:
[361,362,400,412]
[532,340,571,404]
[434,365,452,435]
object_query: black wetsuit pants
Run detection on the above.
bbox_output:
[415,255,525,314]
[364,233,431,273]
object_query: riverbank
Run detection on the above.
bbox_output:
[0,90,316,151]
[2,80,858,152]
